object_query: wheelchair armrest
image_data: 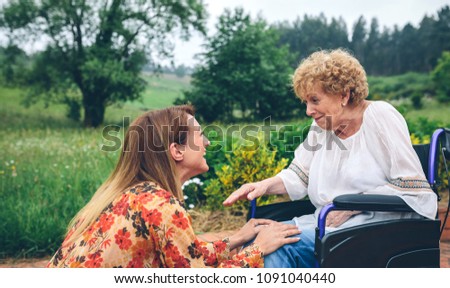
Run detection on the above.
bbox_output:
[316,194,416,241]
[333,194,415,212]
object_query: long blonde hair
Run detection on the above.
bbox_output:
[65,105,194,243]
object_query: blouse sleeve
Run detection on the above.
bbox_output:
[145,189,263,268]
[276,123,318,200]
[364,101,437,219]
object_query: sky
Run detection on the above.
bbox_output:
[171,0,450,67]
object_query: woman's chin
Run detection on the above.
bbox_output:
[316,122,331,131]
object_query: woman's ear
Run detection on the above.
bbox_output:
[169,143,184,162]
[342,90,351,106]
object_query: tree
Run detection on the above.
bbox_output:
[274,14,349,68]
[0,0,206,127]
[178,8,300,122]
[365,18,381,74]
[351,16,367,64]
[0,44,28,85]
[398,24,421,72]
[174,64,188,78]
[432,51,450,102]
[435,6,450,55]
[418,15,438,71]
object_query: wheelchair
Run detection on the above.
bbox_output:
[248,128,450,267]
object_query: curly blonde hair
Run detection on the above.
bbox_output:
[292,49,369,105]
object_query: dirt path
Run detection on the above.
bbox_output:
[0,257,49,268]
[2,239,449,268]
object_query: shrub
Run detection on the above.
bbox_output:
[368,73,433,101]
[411,92,423,109]
[182,178,205,209]
[407,117,441,141]
[203,133,288,211]
[269,120,312,162]
[432,51,450,103]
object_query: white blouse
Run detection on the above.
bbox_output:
[277,101,437,230]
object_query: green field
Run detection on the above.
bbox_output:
[404,97,450,124]
[135,73,191,110]
[0,73,190,130]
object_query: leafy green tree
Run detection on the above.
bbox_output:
[0,44,28,85]
[179,8,301,122]
[432,51,450,102]
[0,0,206,127]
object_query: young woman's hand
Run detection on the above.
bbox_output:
[228,218,278,250]
[253,222,301,256]
[223,182,268,206]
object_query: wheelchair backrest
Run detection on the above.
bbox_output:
[413,143,434,183]
[413,128,450,197]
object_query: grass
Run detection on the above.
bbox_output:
[0,130,114,257]
[404,97,450,124]
[135,73,191,110]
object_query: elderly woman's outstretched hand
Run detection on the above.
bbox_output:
[223,182,268,206]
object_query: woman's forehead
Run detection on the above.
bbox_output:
[305,84,323,97]
[187,115,201,130]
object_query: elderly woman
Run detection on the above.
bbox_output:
[47,105,300,268]
[223,49,437,268]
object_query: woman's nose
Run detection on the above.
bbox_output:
[306,104,314,117]
[203,135,210,147]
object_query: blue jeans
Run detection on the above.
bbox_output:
[263,220,316,268]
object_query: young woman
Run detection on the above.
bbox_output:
[47,105,299,268]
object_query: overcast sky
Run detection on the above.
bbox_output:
[172,0,450,66]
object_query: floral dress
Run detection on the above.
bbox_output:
[47,182,263,268]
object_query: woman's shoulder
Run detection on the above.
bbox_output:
[367,100,397,113]
[364,101,409,138]
[126,181,166,195]
[124,181,182,209]
[365,100,404,122]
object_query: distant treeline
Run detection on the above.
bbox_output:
[274,5,450,75]
[142,63,194,78]
[2,5,449,79]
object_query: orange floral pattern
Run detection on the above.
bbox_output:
[47,182,263,268]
